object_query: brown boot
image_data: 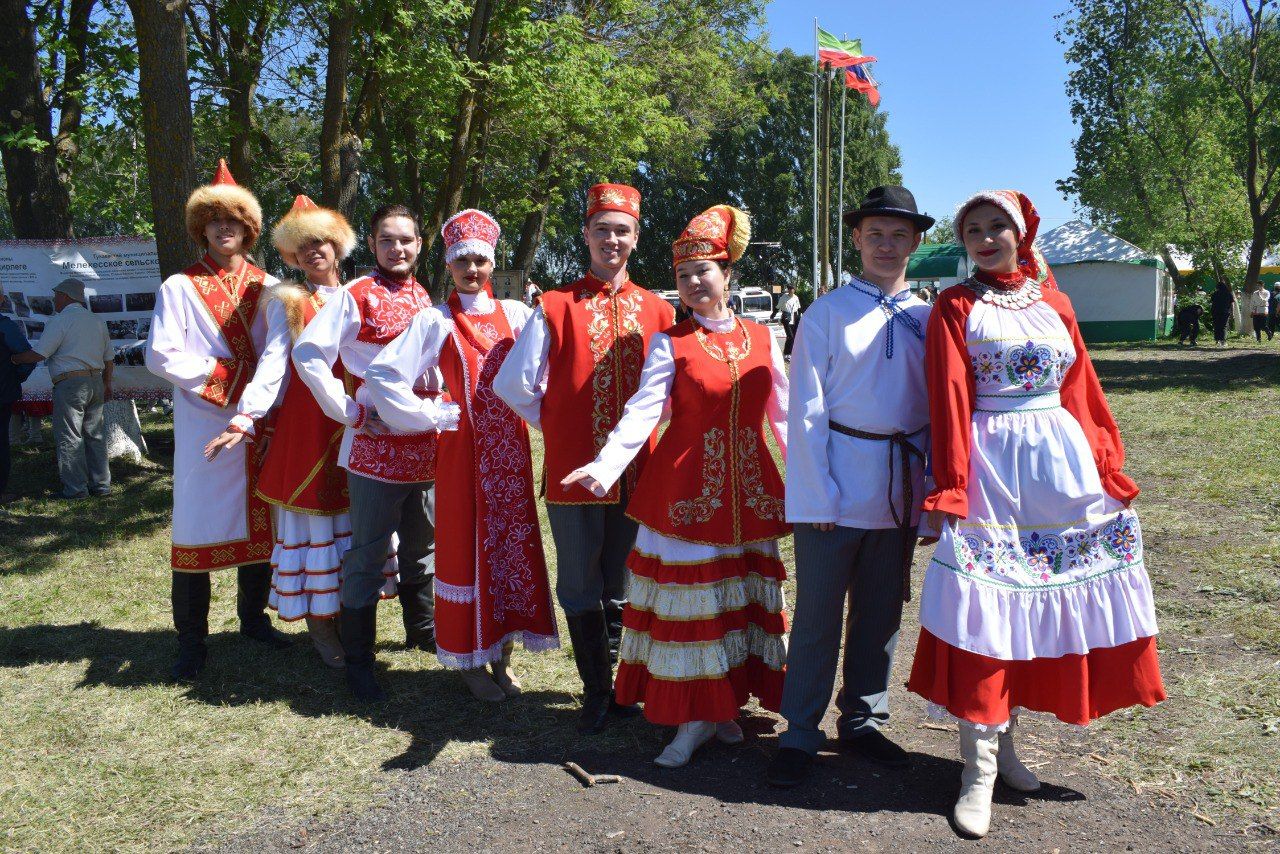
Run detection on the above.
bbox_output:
[306,616,345,669]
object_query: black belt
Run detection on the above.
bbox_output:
[829,421,925,602]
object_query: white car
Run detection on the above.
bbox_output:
[656,287,775,324]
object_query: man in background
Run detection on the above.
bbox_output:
[1248,285,1270,341]
[1176,300,1205,346]
[11,278,113,498]
[774,284,801,359]
[1,281,34,504]
[1210,280,1235,347]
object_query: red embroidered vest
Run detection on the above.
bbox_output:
[256,287,348,513]
[626,318,788,546]
[344,273,440,483]
[184,256,267,408]
[540,274,674,504]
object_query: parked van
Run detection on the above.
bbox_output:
[656,287,775,323]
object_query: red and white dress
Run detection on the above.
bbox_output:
[907,276,1166,729]
[227,283,396,621]
[580,314,790,725]
[366,288,559,667]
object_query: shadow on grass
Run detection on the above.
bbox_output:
[0,620,1086,816]
[1092,350,1280,394]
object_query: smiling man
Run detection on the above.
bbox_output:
[494,182,674,733]
[292,203,456,702]
[767,185,935,788]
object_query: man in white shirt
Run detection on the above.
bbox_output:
[767,186,934,788]
[1249,286,1270,341]
[12,278,114,498]
[774,284,801,358]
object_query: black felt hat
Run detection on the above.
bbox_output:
[842,185,935,232]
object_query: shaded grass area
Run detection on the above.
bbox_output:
[0,339,1277,849]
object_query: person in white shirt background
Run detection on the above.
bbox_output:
[767,185,934,789]
[1249,285,1271,341]
[12,277,114,499]
[773,284,802,359]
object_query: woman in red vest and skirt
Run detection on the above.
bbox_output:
[564,205,790,767]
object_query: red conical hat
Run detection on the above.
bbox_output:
[212,158,237,186]
[290,194,319,212]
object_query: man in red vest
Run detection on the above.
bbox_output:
[495,183,674,732]
[145,160,288,681]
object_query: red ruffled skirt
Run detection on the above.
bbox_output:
[907,628,1166,728]
[613,528,788,726]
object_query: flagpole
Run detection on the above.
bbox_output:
[836,72,847,289]
[812,18,820,295]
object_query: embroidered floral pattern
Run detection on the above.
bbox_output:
[737,427,785,522]
[1004,340,1055,390]
[354,276,432,345]
[670,427,726,526]
[952,510,1143,585]
[583,287,647,493]
[969,336,1075,394]
[971,350,1005,385]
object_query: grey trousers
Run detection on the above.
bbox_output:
[51,374,110,498]
[340,473,435,609]
[777,524,914,754]
[546,497,636,617]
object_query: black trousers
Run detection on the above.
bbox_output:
[1253,314,1268,341]
[1213,313,1229,344]
[1178,320,1199,345]
[782,318,798,356]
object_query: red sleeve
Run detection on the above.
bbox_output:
[922,288,977,518]
[1046,290,1139,505]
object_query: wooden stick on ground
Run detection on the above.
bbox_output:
[563,761,595,787]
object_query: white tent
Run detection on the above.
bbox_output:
[1037,221,1174,342]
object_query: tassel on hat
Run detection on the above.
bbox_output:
[671,205,751,269]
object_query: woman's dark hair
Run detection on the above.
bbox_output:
[370,204,420,237]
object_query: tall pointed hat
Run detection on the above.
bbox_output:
[272,194,356,267]
[185,158,264,251]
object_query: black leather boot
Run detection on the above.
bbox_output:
[171,571,211,681]
[398,576,436,652]
[567,610,616,733]
[237,562,292,648]
[603,600,624,665]
[340,604,385,702]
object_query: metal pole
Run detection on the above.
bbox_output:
[811,18,820,294]
[836,77,847,288]
[820,66,832,295]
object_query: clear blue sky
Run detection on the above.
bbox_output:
[763,0,1080,231]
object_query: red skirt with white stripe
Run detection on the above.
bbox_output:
[907,628,1166,728]
[613,527,789,726]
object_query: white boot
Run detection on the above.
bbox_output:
[997,717,1041,792]
[715,720,744,744]
[654,721,716,768]
[953,724,999,838]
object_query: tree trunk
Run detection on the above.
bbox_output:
[1159,246,1185,290]
[128,0,197,277]
[319,0,355,210]
[0,0,73,238]
[462,93,491,210]
[421,0,494,260]
[53,0,97,178]
[511,146,557,274]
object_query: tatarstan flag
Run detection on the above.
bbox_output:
[817,28,874,68]
[817,26,881,107]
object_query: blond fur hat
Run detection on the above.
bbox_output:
[185,159,263,251]
[271,194,357,267]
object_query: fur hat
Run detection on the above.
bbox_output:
[185,159,263,251]
[672,205,751,269]
[271,194,357,268]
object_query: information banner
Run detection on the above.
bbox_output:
[0,237,170,400]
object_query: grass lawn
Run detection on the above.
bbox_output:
[1,338,1278,850]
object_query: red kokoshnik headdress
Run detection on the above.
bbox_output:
[954,189,1057,290]
[441,208,501,265]
[671,204,751,269]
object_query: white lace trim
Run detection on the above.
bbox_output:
[435,630,560,670]
[435,578,476,604]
